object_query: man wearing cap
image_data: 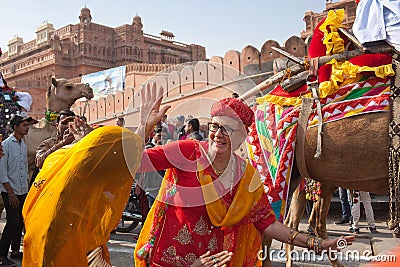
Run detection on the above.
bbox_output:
[0,115,32,265]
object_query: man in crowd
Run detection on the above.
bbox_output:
[136,142,164,210]
[174,115,186,140]
[0,115,34,266]
[335,187,352,225]
[184,118,203,141]
[35,110,77,169]
[349,190,378,234]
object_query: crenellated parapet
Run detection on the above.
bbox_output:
[125,63,174,73]
[70,35,309,126]
[71,36,307,126]
[70,36,306,124]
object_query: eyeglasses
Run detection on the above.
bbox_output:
[208,122,236,136]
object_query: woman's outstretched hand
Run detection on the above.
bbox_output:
[137,82,171,138]
[191,250,233,267]
[322,235,356,251]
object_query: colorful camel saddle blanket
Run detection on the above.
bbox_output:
[246,62,394,222]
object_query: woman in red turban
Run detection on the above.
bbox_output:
[134,84,355,267]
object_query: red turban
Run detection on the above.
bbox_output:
[210,98,254,127]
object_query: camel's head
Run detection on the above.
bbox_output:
[47,78,94,111]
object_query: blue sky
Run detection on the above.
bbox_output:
[0,0,326,58]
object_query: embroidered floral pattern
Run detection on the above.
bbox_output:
[160,247,197,266]
[208,233,218,252]
[173,224,193,245]
[185,253,197,265]
[193,216,208,235]
[161,246,178,265]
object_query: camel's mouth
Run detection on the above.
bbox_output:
[83,86,94,100]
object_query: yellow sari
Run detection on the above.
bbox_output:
[22,126,143,266]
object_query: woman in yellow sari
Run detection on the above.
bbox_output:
[134,84,356,267]
[22,125,143,266]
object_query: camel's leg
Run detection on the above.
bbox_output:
[310,184,336,239]
[284,185,307,267]
[310,184,344,267]
[262,235,273,267]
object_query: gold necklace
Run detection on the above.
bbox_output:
[210,162,225,176]
[202,147,236,194]
[212,157,236,194]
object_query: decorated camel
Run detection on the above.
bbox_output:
[242,9,399,267]
[26,77,94,172]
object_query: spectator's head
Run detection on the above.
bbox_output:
[56,109,76,137]
[57,110,76,124]
[232,92,239,98]
[185,118,200,134]
[116,117,125,127]
[9,114,32,137]
[161,114,167,122]
[176,115,185,127]
[154,126,169,144]
[153,128,162,144]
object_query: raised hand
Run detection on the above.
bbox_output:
[61,128,75,146]
[137,82,171,138]
[68,118,93,142]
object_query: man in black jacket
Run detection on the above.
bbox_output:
[184,118,203,141]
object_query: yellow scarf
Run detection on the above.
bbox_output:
[23,126,143,266]
[198,161,265,267]
[135,159,268,267]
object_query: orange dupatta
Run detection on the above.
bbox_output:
[198,161,267,267]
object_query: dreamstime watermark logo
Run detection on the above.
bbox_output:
[257,238,397,263]
[336,237,347,249]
